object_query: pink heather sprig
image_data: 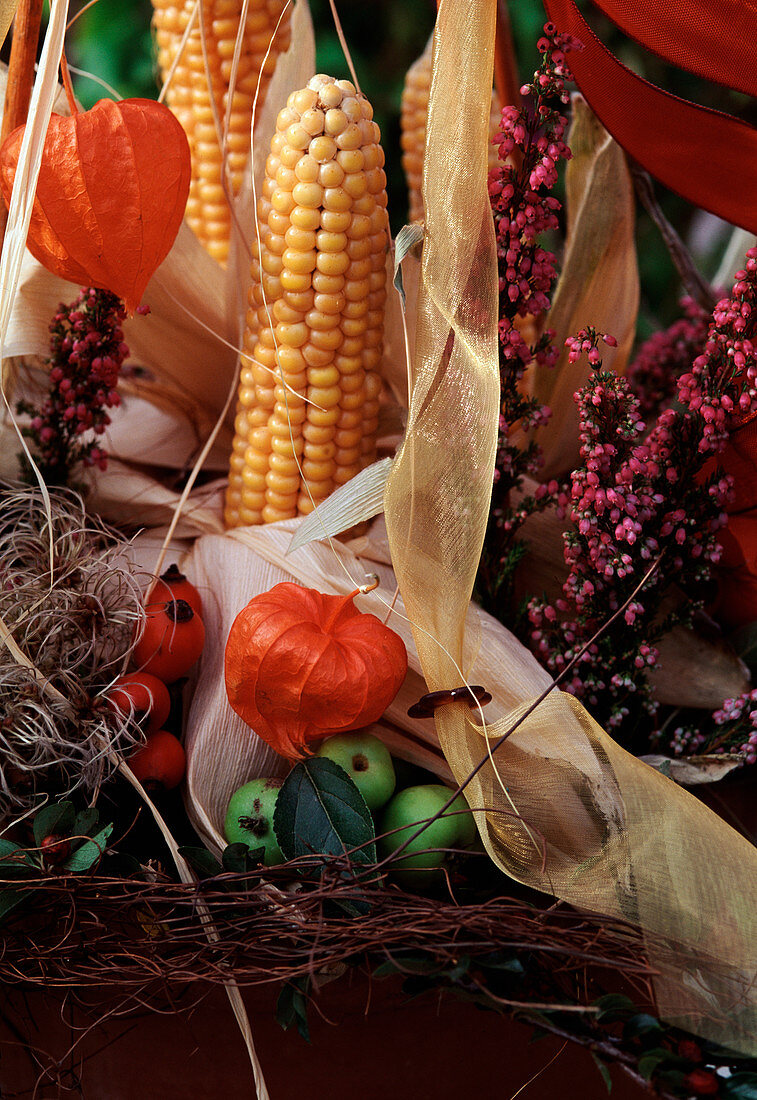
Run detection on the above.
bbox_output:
[18,288,143,486]
[527,256,757,743]
[479,24,579,613]
[627,298,709,419]
[667,689,757,762]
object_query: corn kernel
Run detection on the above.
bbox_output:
[225,73,388,527]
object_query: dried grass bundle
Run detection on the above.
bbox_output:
[0,484,145,812]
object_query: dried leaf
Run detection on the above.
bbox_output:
[651,623,750,708]
[641,754,742,785]
[512,484,567,608]
[393,223,424,309]
[0,2,17,48]
[287,457,393,552]
[85,459,225,537]
[535,95,639,478]
[383,247,419,407]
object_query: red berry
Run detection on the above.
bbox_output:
[678,1040,702,1063]
[684,1069,719,1096]
[128,730,186,791]
[151,564,203,618]
[132,599,205,683]
[106,672,171,733]
[41,835,71,865]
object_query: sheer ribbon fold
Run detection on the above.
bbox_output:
[384,0,757,1053]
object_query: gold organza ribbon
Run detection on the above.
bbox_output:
[0,2,17,49]
[384,0,757,1053]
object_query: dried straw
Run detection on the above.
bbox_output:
[0,483,145,812]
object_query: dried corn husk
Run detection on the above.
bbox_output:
[533,95,639,479]
[641,754,743,785]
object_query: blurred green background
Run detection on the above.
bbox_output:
[48,0,757,334]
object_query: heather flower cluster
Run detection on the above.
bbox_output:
[18,288,139,486]
[528,248,757,741]
[668,689,757,763]
[478,24,578,612]
[627,298,709,419]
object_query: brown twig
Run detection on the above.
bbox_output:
[631,162,717,310]
[1,0,44,145]
[58,50,78,116]
[0,0,45,246]
[0,870,653,992]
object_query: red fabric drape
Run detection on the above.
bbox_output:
[542,0,757,234]
[590,0,757,98]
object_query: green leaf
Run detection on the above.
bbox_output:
[73,808,100,838]
[637,1050,669,1081]
[178,846,223,879]
[594,993,635,1023]
[275,978,311,1043]
[477,953,525,974]
[273,758,376,865]
[623,1013,663,1040]
[33,801,75,847]
[63,825,112,872]
[0,887,31,922]
[723,1073,757,1099]
[591,1053,612,1094]
[444,955,471,981]
[0,840,39,877]
[222,843,264,874]
[326,893,371,918]
[373,955,440,979]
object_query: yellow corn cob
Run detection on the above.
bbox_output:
[225,75,389,528]
[400,38,501,224]
[152,0,292,264]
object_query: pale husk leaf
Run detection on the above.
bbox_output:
[534,95,639,479]
[287,456,393,552]
[0,5,69,361]
[85,460,225,538]
[382,248,419,407]
[640,754,743,785]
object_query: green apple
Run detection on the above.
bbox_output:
[377,784,475,886]
[316,731,396,811]
[224,777,284,865]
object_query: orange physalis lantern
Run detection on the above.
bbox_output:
[224,583,408,761]
[0,98,191,312]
